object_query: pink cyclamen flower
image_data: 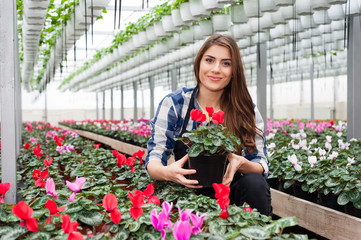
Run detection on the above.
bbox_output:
[29,137,38,143]
[45,178,58,200]
[178,206,193,222]
[66,177,86,202]
[150,209,167,240]
[173,220,192,240]
[0,183,11,203]
[190,212,206,235]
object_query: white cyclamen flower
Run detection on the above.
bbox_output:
[267,142,276,150]
[347,157,355,165]
[310,139,317,145]
[328,151,339,160]
[308,156,317,167]
[288,154,298,165]
[294,163,302,172]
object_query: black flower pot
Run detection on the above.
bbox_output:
[318,193,344,212]
[344,202,361,218]
[188,154,228,188]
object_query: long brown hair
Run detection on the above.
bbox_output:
[193,34,263,154]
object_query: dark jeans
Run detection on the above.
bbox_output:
[196,172,272,216]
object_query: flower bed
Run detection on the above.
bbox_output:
[60,119,151,148]
[266,119,361,218]
[0,121,308,239]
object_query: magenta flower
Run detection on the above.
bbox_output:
[173,220,192,240]
[178,206,192,222]
[45,178,58,200]
[66,177,86,202]
[190,212,206,235]
[150,209,167,240]
[161,202,173,229]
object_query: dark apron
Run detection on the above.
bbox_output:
[173,88,216,196]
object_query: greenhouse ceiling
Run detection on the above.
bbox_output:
[19,0,360,94]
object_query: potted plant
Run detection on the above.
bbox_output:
[177,107,241,187]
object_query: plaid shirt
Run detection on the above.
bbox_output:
[145,87,269,176]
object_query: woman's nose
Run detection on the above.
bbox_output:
[212,62,221,72]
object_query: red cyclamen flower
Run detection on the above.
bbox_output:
[33,143,43,158]
[0,183,10,203]
[24,143,31,149]
[44,199,65,224]
[212,183,230,219]
[103,193,122,224]
[132,150,145,164]
[32,168,49,188]
[143,184,160,205]
[128,191,145,221]
[211,110,224,124]
[190,109,206,123]
[205,106,214,116]
[93,143,101,148]
[62,214,84,240]
[44,158,53,167]
[12,201,38,232]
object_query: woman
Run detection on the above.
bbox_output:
[145,34,272,216]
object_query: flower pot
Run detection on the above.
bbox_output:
[211,14,231,32]
[230,5,248,24]
[313,10,331,25]
[295,0,312,16]
[244,0,263,18]
[270,11,286,24]
[274,0,295,6]
[216,0,236,3]
[180,2,198,23]
[193,25,204,40]
[145,25,159,42]
[260,0,279,13]
[171,9,189,27]
[328,0,347,4]
[189,0,210,18]
[279,6,299,20]
[188,154,228,188]
[153,21,169,38]
[202,0,223,11]
[199,20,213,36]
[162,15,178,33]
[318,193,345,212]
[180,27,194,45]
[328,4,345,21]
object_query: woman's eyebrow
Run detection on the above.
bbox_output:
[204,55,231,61]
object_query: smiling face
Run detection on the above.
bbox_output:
[198,45,232,94]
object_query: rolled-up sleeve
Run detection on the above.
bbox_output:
[145,96,178,171]
[244,106,269,176]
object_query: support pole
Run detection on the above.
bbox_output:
[347,14,361,140]
[269,64,274,120]
[256,42,267,126]
[0,0,20,204]
[44,88,48,122]
[310,63,314,122]
[96,91,99,119]
[133,81,138,121]
[102,91,105,119]
[149,77,155,118]
[120,85,124,120]
[171,68,177,92]
[141,82,145,118]
[110,88,114,120]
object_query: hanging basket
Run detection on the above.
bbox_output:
[328,4,345,21]
[310,0,330,11]
[274,0,295,7]
[187,154,228,188]
[244,0,263,18]
[199,20,213,36]
[193,25,204,40]
[211,14,231,32]
[145,25,159,42]
[189,0,210,18]
[313,10,331,25]
[24,0,50,9]
[161,15,178,33]
[154,21,169,38]
[216,0,236,4]
[295,0,313,16]
[180,2,198,23]
[171,9,189,27]
[202,0,223,11]
[180,27,194,45]
[260,0,279,13]
[279,6,299,20]
[270,11,286,24]
[230,4,248,24]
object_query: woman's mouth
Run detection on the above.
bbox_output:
[208,76,222,81]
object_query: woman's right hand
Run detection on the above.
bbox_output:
[165,155,203,189]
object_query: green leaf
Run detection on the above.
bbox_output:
[283,180,293,189]
[325,178,340,187]
[353,200,361,209]
[29,232,51,240]
[142,233,159,240]
[240,226,271,239]
[188,144,204,157]
[0,226,13,236]
[264,222,281,234]
[212,137,222,147]
[275,216,298,228]
[0,225,28,240]
[209,221,227,236]
[63,204,83,214]
[129,221,141,232]
[7,213,19,222]
[44,224,56,232]
[78,211,104,226]
[337,192,349,205]
[204,138,213,146]
[347,191,361,202]
[112,230,130,239]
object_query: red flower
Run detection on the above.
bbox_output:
[112,150,119,156]
[244,206,253,213]
[93,143,101,148]
[143,184,160,205]
[33,168,49,188]
[33,143,43,158]
[190,109,206,123]
[127,157,135,173]
[24,143,31,149]
[116,153,127,167]
[62,215,84,240]
[12,201,38,232]
[205,106,214,116]
[132,150,145,164]
[213,183,230,219]
[44,200,66,224]
[212,110,224,124]
[128,191,145,221]
[0,183,10,203]
[103,193,121,224]
[44,158,53,167]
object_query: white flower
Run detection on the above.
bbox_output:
[326,136,332,142]
[350,138,358,142]
[310,139,317,145]
[325,141,332,151]
[318,148,326,156]
[347,157,355,165]
[288,154,298,165]
[267,142,276,150]
[267,133,275,140]
[328,151,339,160]
[308,156,317,167]
[299,139,307,148]
[294,163,302,172]
[292,144,300,150]
[336,132,342,138]
[302,146,309,152]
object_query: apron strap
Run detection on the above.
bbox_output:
[181,87,197,134]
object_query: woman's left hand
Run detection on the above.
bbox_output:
[222,153,245,186]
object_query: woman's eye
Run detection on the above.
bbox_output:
[223,61,231,66]
[205,58,213,63]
